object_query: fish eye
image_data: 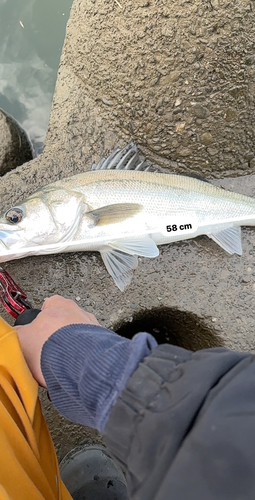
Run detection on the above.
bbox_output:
[5,207,23,224]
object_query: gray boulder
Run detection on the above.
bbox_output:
[0,109,33,176]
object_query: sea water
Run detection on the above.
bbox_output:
[0,0,73,155]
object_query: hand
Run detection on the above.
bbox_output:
[15,295,100,387]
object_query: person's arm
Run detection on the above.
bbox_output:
[16,295,255,500]
[15,295,157,431]
[41,323,157,431]
[104,344,255,500]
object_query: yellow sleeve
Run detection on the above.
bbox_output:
[0,317,71,500]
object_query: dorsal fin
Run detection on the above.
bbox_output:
[91,143,159,172]
[91,143,213,178]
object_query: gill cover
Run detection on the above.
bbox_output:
[0,187,85,249]
[30,187,85,243]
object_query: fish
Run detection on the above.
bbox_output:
[0,143,255,291]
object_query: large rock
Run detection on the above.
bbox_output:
[47,0,255,178]
[0,109,33,176]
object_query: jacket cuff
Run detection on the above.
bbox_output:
[41,324,157,431]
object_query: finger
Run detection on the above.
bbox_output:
[42,295,62,309]
[42,295,71,310]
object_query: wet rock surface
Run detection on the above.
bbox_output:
[0,0,255,461]
[0,109,33,176]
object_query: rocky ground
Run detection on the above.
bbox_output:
[0,0,255,461]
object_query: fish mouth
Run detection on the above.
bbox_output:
[0,239,8,250]
[0,237,11,262]
[0,229,22,253]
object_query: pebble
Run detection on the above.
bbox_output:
[102,98,113,106]
[201,132,213,145]
[244,151,255,161]
[75,296,81,301]
[241,277,250,284]
[192,103,209,118]
[136,0,150,6]
[161,70,180,85]
[176,147,192,157]
[176,122,186,132]
[186,54,196,64]
[207,147,218,156]
[225,107,237,122]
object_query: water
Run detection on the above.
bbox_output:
[0,0,73,156]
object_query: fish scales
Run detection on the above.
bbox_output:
[56,169,255,215]
[54,170,255,235]
[0,143,255,290]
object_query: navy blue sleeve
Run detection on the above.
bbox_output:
[40,324,157,432]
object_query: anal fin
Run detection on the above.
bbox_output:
[208,226,242,255]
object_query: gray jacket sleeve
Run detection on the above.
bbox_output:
[104,344,255,500]
[41,324,157,431]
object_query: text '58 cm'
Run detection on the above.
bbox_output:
[166,224,192,232]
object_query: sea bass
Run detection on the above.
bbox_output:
[0,143,255,290]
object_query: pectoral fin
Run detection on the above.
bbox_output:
[208,227,242,255]
[87,203,142,226]
[100,236,159,290]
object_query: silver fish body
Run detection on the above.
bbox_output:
[0,144,255,290]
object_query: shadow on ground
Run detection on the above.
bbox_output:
[114,307,224,351]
